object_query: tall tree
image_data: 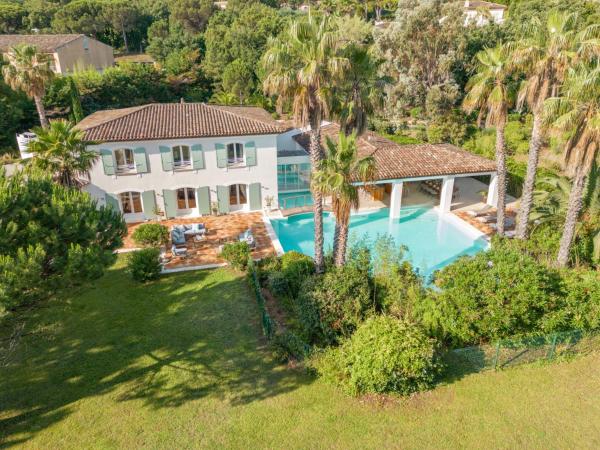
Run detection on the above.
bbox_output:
[512,12,589,239]
[312,132,376,266]
[463,45,514,236]
[27,120,98,188]
[2,44,54,129]
[262,16,348,272]
[334,45,387,136]
[544,64,600,267]
[101,0,142,53]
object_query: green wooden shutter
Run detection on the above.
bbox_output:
[191,144,204,170]
[104,192,119,210]
[249,182,261,211]
[142,190,157,219]
[160,146,173,171]
[217,185,229,214]
[245,141,257,166]
[100,149,115,175]
[215,143,227,168]
[196,186,211,215]
[162,189,177,218]
[134,147,148,173]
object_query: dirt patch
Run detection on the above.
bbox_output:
[261,287,289,330]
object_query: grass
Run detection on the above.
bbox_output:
[1,259,600,449]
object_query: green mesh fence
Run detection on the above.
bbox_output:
[444,329,600,375]
[247,257,276,340]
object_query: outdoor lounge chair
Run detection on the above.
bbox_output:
[183,223,206,237]
[171,227,186,245]
[171,244,187,257]
[238,229,256,248]
[489,217,516,230]
[467,204,494,218]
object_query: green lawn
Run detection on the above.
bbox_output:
[1,259,600,449]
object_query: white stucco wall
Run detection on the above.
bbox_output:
[84,133,280,221]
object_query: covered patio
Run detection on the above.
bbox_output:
[123,212,276,270]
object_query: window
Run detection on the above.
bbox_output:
[119,191,142,214]
[227,143,244,166]
[114,148,135,173]
[277,163,311,191]
[176,187,196,210]
[229,184,247,206]
[172,145,191,169]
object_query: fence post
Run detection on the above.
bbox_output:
[493,341,501,370]
[547,333,558,360]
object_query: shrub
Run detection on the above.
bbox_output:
[315,316,439,396]
[297,264,373,345]
[272,330,310,362]
[420,239,560,346]
[257,255,281,284]
[268,271,289,297]
[132,223,169,247]
[281,251,314,295]
[127,248,162,282]
[221,241,251,270]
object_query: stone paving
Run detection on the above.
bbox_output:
[123,212,276,269]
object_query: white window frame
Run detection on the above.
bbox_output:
[227,143,245,167]
[119,191,143,214]
[114,148,136,174]
[176,187,197,211]
[172,145,192,170]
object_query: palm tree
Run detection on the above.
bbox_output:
[333,45,388,136]
[544,63,600,267]
[512,12,591,239]
[312,132,376,266]
[463,45,515,236]
[262,15,348,272]
[2,44,54,128]
[27,120,99,188]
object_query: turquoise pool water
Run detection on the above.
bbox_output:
[278,191,313,209]
[269,206,488,278]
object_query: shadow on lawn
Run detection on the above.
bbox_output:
[0,265,313,448]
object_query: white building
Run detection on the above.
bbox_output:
[463,1,506,26]
[77,103,498,223]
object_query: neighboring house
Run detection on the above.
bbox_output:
[75,102,497,223]
[463,0,506,26]
[0,34,114,74]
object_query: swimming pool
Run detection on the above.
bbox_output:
[269,206,489,278]
[278,191,313,209]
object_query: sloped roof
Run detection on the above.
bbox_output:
[77,103,286,142]
[0,34,84,52]
[293,123,496,181]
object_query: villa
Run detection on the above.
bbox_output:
[78,102,498,223]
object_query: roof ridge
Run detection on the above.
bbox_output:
[80,105,151,131]
[208,103,280,130]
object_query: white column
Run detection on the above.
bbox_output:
[439,176,455,214]
[389,182,403,219]
[487,173,498,207]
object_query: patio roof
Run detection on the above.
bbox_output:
[292,123,496,182]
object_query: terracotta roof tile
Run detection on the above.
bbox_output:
[77,103,286,142]
[293,123,496,181]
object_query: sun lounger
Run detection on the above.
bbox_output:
[183,223,206,236]
[171,227,186,245]
[238,229,256,248]
[467,204,494,218]
[171,244,187,257]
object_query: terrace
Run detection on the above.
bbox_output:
[123,212,276,270]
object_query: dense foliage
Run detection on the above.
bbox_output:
[0,170,126,315]
[132,223,169,248]
[315,315,439,396]
[221,241,251,270]
[127,247,162,282]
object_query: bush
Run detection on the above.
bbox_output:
[257,254,281,284]
[297,264,374,345]
[281,251,314,295]
[420,239,560,346]
[315,316,439,396]
[272,330,310,362]
[132,223,169,247]
[221,241,251,270]
[127,248,162,282]
[268,271,289,297]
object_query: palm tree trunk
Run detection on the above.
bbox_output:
[515,112,543,239]
[310,126,325,273]
[334,218,349,266]
[557,168,587,267]
[495,122,508,236]
[34,94,48,128]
